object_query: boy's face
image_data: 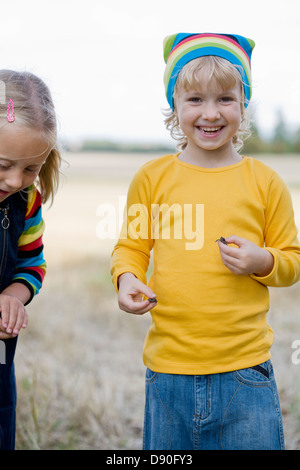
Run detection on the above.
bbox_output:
[174,72,242,156]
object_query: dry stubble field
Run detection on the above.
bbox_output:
[13,152,300,450]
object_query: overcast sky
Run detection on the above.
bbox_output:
[0,0,299,145]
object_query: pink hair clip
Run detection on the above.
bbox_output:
[7,98,15,122]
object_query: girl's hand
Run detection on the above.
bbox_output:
[217,235,274,276]
[0,293,28,337]
[118,272,157,315]
[0,330,17,339]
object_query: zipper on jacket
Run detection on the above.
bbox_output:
[0,204,10,278]
[1,204,10,230]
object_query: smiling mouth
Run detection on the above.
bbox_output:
[198,126,224,135]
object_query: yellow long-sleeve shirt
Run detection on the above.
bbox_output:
[111,154,300,374]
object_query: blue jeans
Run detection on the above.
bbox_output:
[0,336,17,450]
[143,360,285,450]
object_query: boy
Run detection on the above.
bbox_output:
[111,33,300,450]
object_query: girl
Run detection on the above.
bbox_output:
[0,70,61,449]
[111,33,300,449]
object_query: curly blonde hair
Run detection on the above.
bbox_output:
[164,56,252,152]
[0,69,61,204]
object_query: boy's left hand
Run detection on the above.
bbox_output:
[217,235,274,277]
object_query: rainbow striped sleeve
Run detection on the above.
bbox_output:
[12,186,47,303]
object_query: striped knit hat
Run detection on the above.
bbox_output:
[163,32,255,110]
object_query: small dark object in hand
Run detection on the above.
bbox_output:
[215,237,227,245]
[148,297,157,303]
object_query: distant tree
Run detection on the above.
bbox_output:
[242,118,270,154]
[271,109,291,153]
[293,128,300,153]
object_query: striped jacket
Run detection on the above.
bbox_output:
[0,185,46,304]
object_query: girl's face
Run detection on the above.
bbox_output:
[0,125,49,202]
[174,72,242,159]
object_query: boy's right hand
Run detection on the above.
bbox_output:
[118,272,157,315]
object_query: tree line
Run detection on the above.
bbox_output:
[64,110,300,155]
[243,110,300,154]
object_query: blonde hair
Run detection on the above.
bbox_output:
[164,56,252,152]
[0,69,61,204]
